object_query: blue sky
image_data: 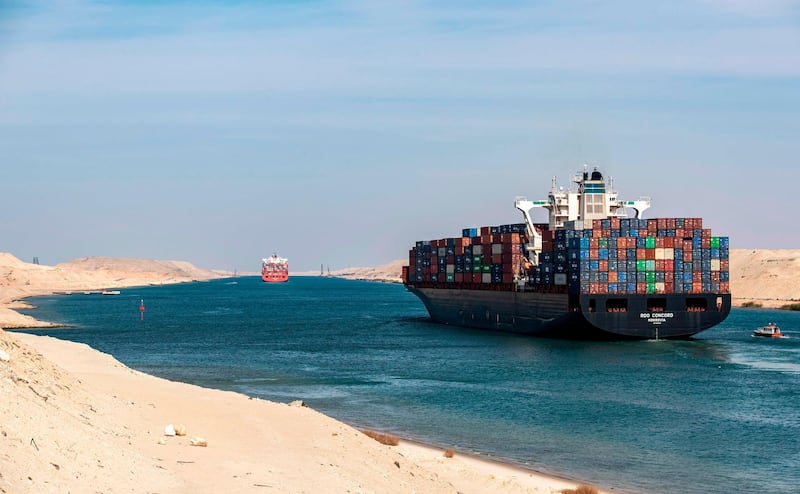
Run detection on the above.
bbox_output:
[1,0,798,272]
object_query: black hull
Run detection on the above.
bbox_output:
[406,286,731,340]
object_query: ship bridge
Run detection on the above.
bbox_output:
[515,165,651,265]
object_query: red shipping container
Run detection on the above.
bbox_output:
[656,260,665,271]
[692,282,703,293]
[473,273,482,283]
[665,261,673,272]
[618,249,627,260]
[402,266,409,283]
[602,229,611,238]
[611,218,621,229]
[590,249,599,260]
[593,219,603,229]
[665,272,674,282]
[480,226,491,236]
[702,238,711,248]
[646,249,656,260]
[608,271,618,282]
[637,282,647,294]
[492,254,502,264]
[683,252,693,262]
[454,273,463,283]
[599,260,608,271]
[503,273,514,284]
[720,282,730,293]
[431,264,439,274]
[637,248,647,259]
[656,237,665,248]
[590,238,600,249]
[664,237,674,248]
[665,282,674,293]
[721,260,729,270]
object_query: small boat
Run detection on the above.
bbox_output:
[753,323,783,338]
[101,290,121,296]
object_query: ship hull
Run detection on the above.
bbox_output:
[407,286,731,340]
[261,273,289,282]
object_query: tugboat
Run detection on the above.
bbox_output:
[753,323,783,338]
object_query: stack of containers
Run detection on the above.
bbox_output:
[403,217,730,298]
[559,218,729,295]
[403,224,528,287]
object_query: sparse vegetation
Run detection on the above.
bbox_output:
[780,303,800,311]
[740,301,763,308]
[443,448,454,458]
[561,485,599,494]
[360,429,399,446]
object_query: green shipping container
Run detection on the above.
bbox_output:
[446,273,455,282]
[647,283,656,294]
[646,237,656,249]
[646,260,656,271]
[711,237,720,248]
[637,260,647,271]
[646,272,656,283]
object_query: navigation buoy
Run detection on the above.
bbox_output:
[139,299,145,321]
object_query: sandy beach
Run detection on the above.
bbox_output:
[1,253,608,494]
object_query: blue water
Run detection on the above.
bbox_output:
[16,277,800,494]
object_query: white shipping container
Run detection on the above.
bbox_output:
[438,247,447,257]
[492,243,503,254]
[554,273,567,285]
[473,245,483,255]
[655,248,665,260]
[711,259,721,271]
[446,264,455,274]
[666,248,674,260]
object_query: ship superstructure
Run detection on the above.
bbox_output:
[402,166,731,340]
[262,254,289,283]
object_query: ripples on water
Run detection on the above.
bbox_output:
[18,277,800,494]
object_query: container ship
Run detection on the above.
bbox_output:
[402,166,731,340]
[262,254,289,282]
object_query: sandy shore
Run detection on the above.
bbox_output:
[2,329,608,494]
[1,253,609,493]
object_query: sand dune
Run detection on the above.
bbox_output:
[728,249,800,308]
[0,253,227,329]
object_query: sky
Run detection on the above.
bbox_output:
[1,0,798,272]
